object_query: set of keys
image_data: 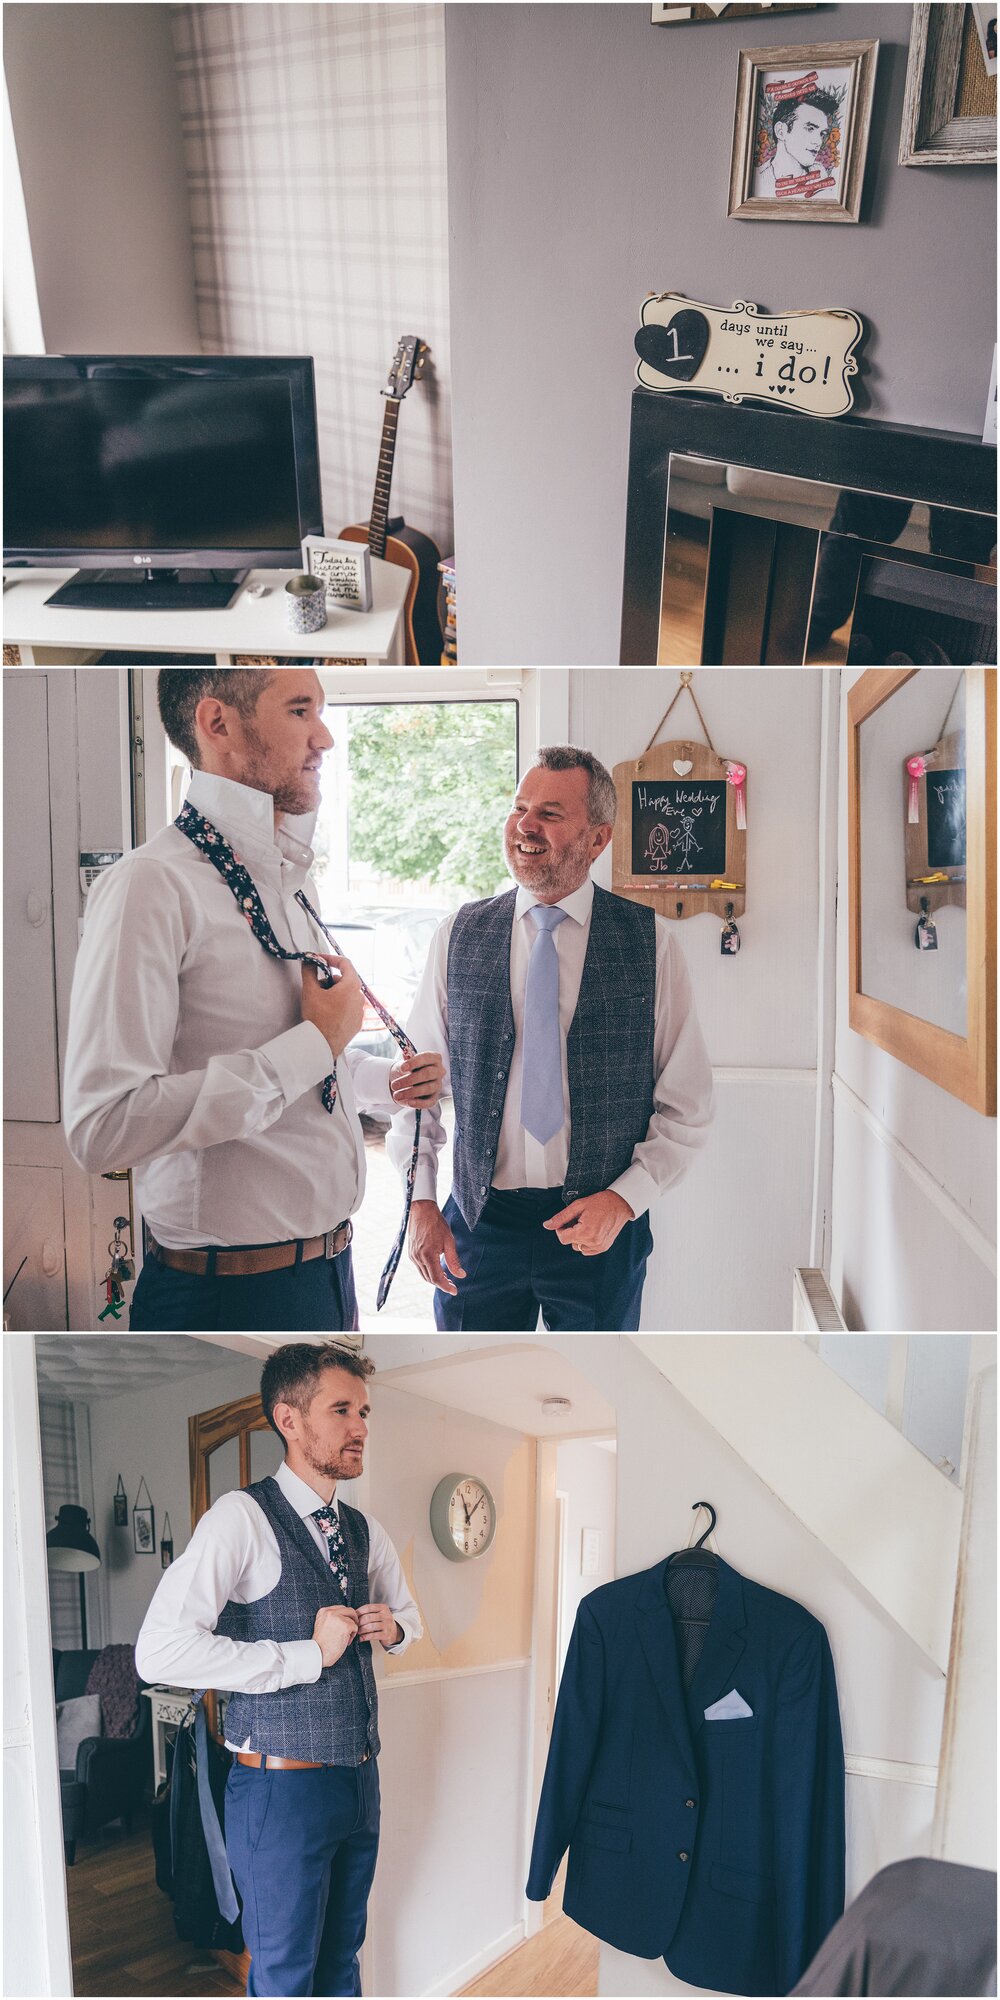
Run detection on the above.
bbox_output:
[99,1218,135,1322]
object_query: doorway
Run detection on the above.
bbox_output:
[135,667,530,1324]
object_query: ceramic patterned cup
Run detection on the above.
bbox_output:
[284,572,327,634]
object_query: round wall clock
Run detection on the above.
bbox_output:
[429,1472,497,1563]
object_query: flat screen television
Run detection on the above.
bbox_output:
[3,354,324,610]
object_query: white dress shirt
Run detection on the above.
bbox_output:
[64,771,396,1248]
[135,1459,422,1749]
[387,878,714,1219]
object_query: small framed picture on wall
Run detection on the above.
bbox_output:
[728,39,879,222]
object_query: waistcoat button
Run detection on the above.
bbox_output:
[685,1799,696,1809]
[678,1850,689,1863]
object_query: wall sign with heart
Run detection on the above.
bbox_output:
[634,292,863,419]
[610,736,749,924]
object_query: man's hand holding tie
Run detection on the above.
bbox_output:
[544,1188,635,1256]
[388,1053,445,1108]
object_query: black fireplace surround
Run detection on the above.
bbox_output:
[620,395,997,667]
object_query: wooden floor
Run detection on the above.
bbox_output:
[458,1915,599,1999]
[65,1820,243,1998]
[66,1820,596,1998]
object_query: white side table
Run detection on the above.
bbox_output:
[142,1685,232,1789]
[142,1686,193,1791]
[3,559,409,664]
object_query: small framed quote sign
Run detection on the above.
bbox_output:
[635,294,862,416]
[612,738,747,919]
[303,535,373,613]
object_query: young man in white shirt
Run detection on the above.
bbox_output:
[388,745,714,1331]
[63,669,442,1330]
[137,1342,421,1998]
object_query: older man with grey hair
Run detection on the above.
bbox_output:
[387,745,714,1331]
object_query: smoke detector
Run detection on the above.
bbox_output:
[540,1396,572,1417]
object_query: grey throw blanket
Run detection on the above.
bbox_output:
[793,1857,997,1997]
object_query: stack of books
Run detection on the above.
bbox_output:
[438,557,457,664]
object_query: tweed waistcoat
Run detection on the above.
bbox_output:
[216,1477,379,1764]
[447,885,657,1231]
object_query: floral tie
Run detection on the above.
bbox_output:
[174,802,420,1308]
[312,1504,351,1602]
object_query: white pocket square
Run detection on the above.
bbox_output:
[704,1689,754,1721]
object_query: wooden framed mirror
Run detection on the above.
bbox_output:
[847,667,996,1113]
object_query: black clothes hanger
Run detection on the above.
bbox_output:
[664,1505,720,1687]
[665,1501,720,1570]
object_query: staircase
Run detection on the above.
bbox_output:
[628,1335,965,1670]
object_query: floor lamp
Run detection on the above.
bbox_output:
[46,1505,101,1648]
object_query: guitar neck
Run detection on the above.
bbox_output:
[368,397,401,558]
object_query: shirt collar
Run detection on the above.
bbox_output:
[275,1459,339,1519]
[185,771,318,870]
[515,877,594,926]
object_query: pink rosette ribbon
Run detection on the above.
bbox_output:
[726,761,747,830]
[906,755,926,825]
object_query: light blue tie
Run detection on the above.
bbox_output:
[520,904,568,1145]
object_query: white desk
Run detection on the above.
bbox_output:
[3,560,408,665]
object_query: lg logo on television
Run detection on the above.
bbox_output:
[132,554,153,564]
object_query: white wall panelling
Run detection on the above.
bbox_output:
[932,1367,997,1870]
[3,1338,74,2000]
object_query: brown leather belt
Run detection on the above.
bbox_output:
[149,1222,352,1278]
[237,1750,372,1770]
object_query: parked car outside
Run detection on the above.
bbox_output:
[321,903,451,1066]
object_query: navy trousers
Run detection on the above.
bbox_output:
[434,1187,653,1331]
[225,1759,380,1997]
[129,1247,359,1331]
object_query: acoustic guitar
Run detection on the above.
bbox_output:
[339,335,444,666]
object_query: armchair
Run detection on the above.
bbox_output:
[53,1648,151,1864]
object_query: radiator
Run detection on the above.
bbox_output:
[792,1267,849,1333]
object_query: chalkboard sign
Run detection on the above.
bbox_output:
[631,779,728,877]
[925,768,966,870]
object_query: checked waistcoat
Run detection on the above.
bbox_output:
[216,1477,379,1764]
[447,885,657,1232]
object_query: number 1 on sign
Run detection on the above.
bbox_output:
[663,325,694,363]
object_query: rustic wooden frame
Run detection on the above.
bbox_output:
[848,667,996,1115]
[612,738,747,919]
[728,38,879,222]
[899,3,997,166]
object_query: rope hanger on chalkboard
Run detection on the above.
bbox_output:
[641,671,719,758]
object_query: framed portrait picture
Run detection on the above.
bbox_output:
[302,535,373,613]
[728,39,879,222]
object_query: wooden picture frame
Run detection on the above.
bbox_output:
[848,667,996,1115]
[899,3,997,166]
[612,738,747,919]
[728,39,879,222]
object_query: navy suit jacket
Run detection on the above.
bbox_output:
[526,1557,845,1997]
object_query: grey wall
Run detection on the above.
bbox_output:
[88,1353,263,1644]
[445,3,998,665]
[5,3,200,352]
